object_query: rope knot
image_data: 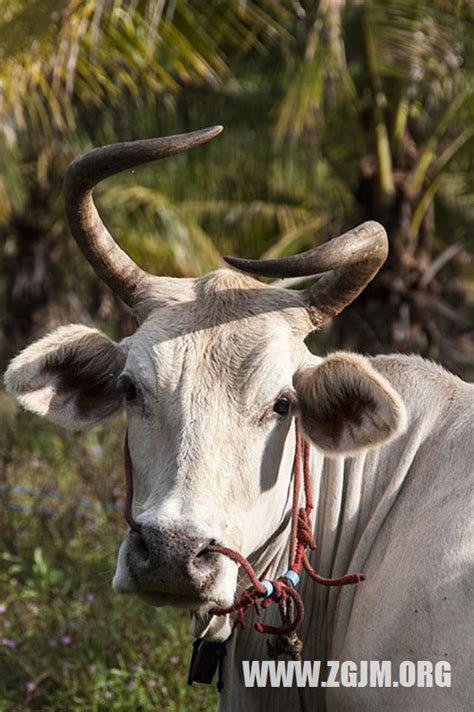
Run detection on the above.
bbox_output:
[296,508,317,549]
[267,631,303,660]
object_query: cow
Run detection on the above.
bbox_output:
[4,127,474,712]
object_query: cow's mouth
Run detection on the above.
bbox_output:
[127,564,220,607]
[134,590,234,642]
[137,590,220,611]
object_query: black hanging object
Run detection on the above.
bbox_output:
[187,638,227,692]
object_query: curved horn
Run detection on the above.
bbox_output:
[224,221,388,326]
[64,126,223,310]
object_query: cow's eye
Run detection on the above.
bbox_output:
[273,396,291,416]
[120,375,137,401]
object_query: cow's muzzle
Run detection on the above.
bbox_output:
[125,525,220,601]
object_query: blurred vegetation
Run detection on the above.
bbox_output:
[0,1,473,710]
[0,393,215,710]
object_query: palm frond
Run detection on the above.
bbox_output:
[98,184,223,275]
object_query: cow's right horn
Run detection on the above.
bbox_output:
[224,221,388,327]
[64,126,223,314]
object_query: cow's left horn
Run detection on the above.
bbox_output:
[64,126,223,311]
[224,221,388,326]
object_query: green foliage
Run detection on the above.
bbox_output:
[0,0,290,138]
[0,396,214,711]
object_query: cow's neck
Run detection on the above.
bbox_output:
[229,424,423,668]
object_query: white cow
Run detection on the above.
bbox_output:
[4,128,474,711]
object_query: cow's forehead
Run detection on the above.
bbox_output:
[124,269,312,400]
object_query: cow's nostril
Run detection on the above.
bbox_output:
[196,538,216,558]
[130,531,149,564]
[192,539,219,576]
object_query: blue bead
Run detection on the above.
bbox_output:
[283,570,300,587]
[260,580,274,598]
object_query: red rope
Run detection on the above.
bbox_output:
[303,440,313,511]
[255,584,304,635]
[303,554,366,586]
[207,545,266,595]
[205,419,365,636]
[288,427,302,569]
[123,419,365,638]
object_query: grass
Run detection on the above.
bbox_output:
[0,395,216,711]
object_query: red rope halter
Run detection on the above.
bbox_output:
[123,420,365,638]
[207,422,365,635]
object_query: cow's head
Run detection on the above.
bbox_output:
[4,128,406,638]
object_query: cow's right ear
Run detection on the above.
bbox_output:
[4,325,127,430]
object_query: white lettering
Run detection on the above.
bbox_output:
[242,660,268,687]
[326,661,340,687]
[340,660,358,687]
[241,658,452,688]
[268,660,296,687]
[370,660,391,687]
[434,661,451,687]
[399,661,416,687]
[294,660,321,687]
[358,660,368,688]
[417,660,433,687]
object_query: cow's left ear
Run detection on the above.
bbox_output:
[294,352,407,456]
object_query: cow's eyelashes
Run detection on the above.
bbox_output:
[120,375,138,401]
[273,395,292,416]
